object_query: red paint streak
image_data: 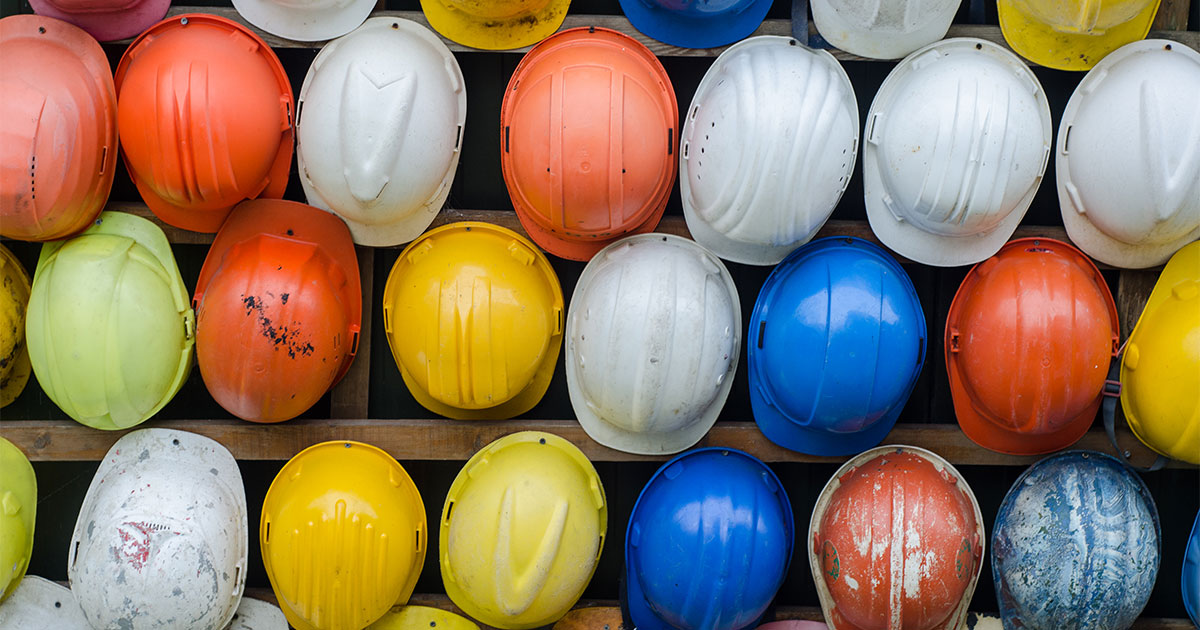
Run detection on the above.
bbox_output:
[114,521,177,571]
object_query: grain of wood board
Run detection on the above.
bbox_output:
[152,7,1200,59]
[329,247,374,419]
[1153,0,1192,30]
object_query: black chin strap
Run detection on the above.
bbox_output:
[1102,357,1168,472]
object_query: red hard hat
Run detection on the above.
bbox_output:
[115,14,293,233]
[501,27,678,261]
[945,238,1119,455]
[0,15,117,241]
[809,446,985,630]
[193,200,360,423]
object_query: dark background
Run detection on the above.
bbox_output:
[2,0,1198,622]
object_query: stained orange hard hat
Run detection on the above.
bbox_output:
[501,27,678,261]
[946,238,1119,455]
[0,15,117,242]
[193,199,360,423]
[115,14,293,234]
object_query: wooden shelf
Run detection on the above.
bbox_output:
[4,418,1187,468]
[150,6,1200,60]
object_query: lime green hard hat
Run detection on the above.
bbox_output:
[0,437,35,603]
[25,211,194,430]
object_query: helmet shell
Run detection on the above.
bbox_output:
[232,0,376,41]
[383,222,562,420]
[0,15,117,242]
[945,238,1119,455]
[681,36,859,265]
[1185,511,1200,628]
[261,441,427,630]
[625,448,794,630]
[115,14,294,233]
[0,245,32,408]
[26,211,194,430]
[441,432,606,630]
[0,576,90,629]
[749,238,926,456]
[68,429,248,630]
[502,27,678,261]
[420,0,571,50]
[27,0,169,42]
[992,451,1160,630]
[618,0,773,49]
[811,0,963,60]
[298,17,466,246]
[194,200,361,423]
[365,606,480,630]
[0,438,35,603]
[1058,39,1200,268]
[998,0,1161,70]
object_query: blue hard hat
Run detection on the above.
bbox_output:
[748,237,926,456]
[625,447,794,630]
[992,451,1161,630]
[617,0,774,49]
[1185,511,1200,628]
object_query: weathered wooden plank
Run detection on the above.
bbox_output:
[149,7,1200,60]
[1117,269,1159,342]
[329,247,374,419]
[1152,0,1191,30]
[3,418,1191,468]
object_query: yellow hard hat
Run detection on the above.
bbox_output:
[382,222,563,420]
[1121,241,1200,464]
[998,0,1160,70]
[419,0,571,50]
[0,245,32,408]
[0,437,35,603]
[366,606,480,630]
[440,432,606,629]
[261,441,427,630]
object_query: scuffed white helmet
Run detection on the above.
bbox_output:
[232,0,377,42]
[0,576,90,630]
[812,0,964,60]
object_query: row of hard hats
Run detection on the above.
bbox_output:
[4,222,1197,470]
[4,13,1197,269]
[3,432,1187,630]
[24,0,1170,72]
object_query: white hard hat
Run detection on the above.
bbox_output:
[68,429,248,630]
[231,0,377,42]
[1058,39,1200,269]
[567,234,740,455]
[680,36,859,266]
[227,598,288,630]
[0,576,90,630]
[297,17,466,247]
[863,38,1052,267]
[811,0,964,60]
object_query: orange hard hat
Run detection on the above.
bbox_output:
[0,15,117,242]
[115,14,293,234]
[501,27,678,261]
[193,199,360,423]
[945,238,1119,455]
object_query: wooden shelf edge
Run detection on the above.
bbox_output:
[151,7,1200,60]
[3,418,1189,468]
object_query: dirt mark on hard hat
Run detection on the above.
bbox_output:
[242,294,315,359]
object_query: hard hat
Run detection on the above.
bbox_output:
[625,448,793,630]
[382,222,562,420]
[618,0,773,49]
[0,437,34,603]
[0,576,90,629]
[992,451,1160,629]
[194,199,360,423]
[945,238,1118,455]
[232,0,375,41]
[809,445,984,630]
[420,0,571,50]
[441,432,606,629]
[757,623,829,630]
[749,238,926,456]
[69,429,248,630]
[0,15,117,242]
[998,0,1160,70]
[366,606,480,630]
[0,245,31,408]
[567,234,739,455]
[864,38,1052,267]
[1058,39,1200,268]
[1185,511,1200,628]
[228,598,290,630]
[25,211,194,431]
[115,14,294,233]
[1114,241,1200,464]
[261,441,426,630]
[502,27,678,261]
[680,36,859,265]
[26,0,168,41]
[811,0,963,59]
[297,17,466,246]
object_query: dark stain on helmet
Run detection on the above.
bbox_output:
[241,294,315,359]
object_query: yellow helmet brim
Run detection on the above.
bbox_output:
[998,0,1159,70]
[419,0,571,50]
